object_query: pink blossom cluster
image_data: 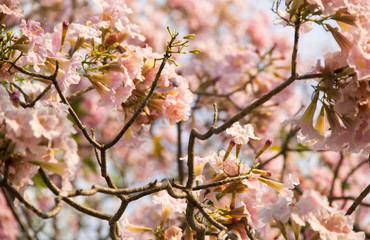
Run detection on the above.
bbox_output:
[0,0,22,20]
[3,0,193,127]
[291,190,365,240]
[281,0,370,153]
[0,85,79,192]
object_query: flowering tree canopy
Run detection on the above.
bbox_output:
[0,0,369,239]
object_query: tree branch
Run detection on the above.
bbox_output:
[345,184,370,216]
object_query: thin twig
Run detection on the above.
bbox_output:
[329,152,344,206]
[48,61,102,149]
[341,159,368,196]
[1,180,61,219]
[23,84,52,108]
[328,196,370,207]
[66,86,95,102]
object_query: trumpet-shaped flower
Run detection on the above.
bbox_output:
[226,122,260,145]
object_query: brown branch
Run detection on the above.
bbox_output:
[109,200,128,240]
[186,74,297,188]
[186,190,227,232]
[186,200,207,240]
[103,53,171,150]
[48,61,102,150]
[345,184,370,215]
[296,73,322,80]
[22,84,52,108]
[99,149,117,189]
[66,86,94,102]
[190,175,250,191]
[38,168,112,220]
[1,181,61,219]
[177,121,184,183]
[92,180,160,195]
[242,218,256,240]
[290,16,301,78]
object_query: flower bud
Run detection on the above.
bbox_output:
[223,139,236,161]
[332,9,357,27]
[71,35,86,55]
[183,34,196,39]
[255,138,273,159]
[126,224,152,233]
[251,169,273,177]
[315,106,325,135]
[323,104,342,132]
[289,0,304,19]
[235,144,242,159]
[327,24,352,54]
[189,49,201,54]
[104,32,130,46]
[258,177,284,193]
[9,90,20,107]
[185,225,193,240]
[29,160,65,176]
[86,74,110,95]
[62,20,69,30]
[60,20,69,52]
[300,91,319,129]
[160,205,172,227]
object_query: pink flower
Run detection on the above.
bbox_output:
[0,0,22,19]
[0,62,15,82]
[152,191,186,214]
[258,174,299,202]
[29,103,61,140]
[17,20,46,72]
[259,195,292,224]
[306,0,347,15]
[307,210,365,240]
[226,122,260,145]
[19,19,44,43]
[163,91,192,125]
[0,85,16,113]
[291,190,333,226]
[0,190,18,240]
[284,91,323,147]
[97,71,135,107]
[164,226,182,240]
[291,190,365,239]
[240,193,265,229]
[67,23,102,43]
[45,53,82,92]
[1,85,79,192]
[348,42,370,80]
